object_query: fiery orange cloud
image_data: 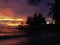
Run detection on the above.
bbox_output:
[0,8,24,26]
[0,8,25,20]
[0,18,23,26]
[0,18,23,21]
[0,8,14,18]
[0,16,23,26]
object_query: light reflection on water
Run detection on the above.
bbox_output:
[0,27,60,45]
[0,27,30,45]
[0,36,30,45]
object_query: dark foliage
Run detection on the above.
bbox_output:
[26,16,33,26]
[16,0,60,45]
[48,0,60,24]
[26,12,46,27]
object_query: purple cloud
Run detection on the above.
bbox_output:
[0,0,54,21]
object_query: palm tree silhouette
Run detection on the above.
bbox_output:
[48,0,60,24]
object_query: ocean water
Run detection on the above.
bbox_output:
[0,36,30,45]
[0,26,60,45]
[0,26,30,45]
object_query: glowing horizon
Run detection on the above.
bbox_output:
[0,9,24,26]
[0,18,23,21]
[0,16,24,26]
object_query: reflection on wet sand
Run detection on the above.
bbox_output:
[0,26,26,36]
[0,36,30,45]
[0,27,30,45]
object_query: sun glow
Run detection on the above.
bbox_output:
[0,17,23,21]
[0,9,24,26]
[0,17,23,26]
[0,16,23,21]
[6,23,20,26]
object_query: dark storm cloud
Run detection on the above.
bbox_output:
[27,0,41,5]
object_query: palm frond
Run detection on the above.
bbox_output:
[49,6,55,10]
[48,3,55,6]
[48,10,55,16]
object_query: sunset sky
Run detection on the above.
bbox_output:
[0,0,54,26]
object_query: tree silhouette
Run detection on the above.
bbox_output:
[26,16,33,26]
[26,12,46,36]
[33,12,38,26]
[33,12,46,26]
[38,12,46,25]
[48,0,60,24]
[26,12,46,27]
